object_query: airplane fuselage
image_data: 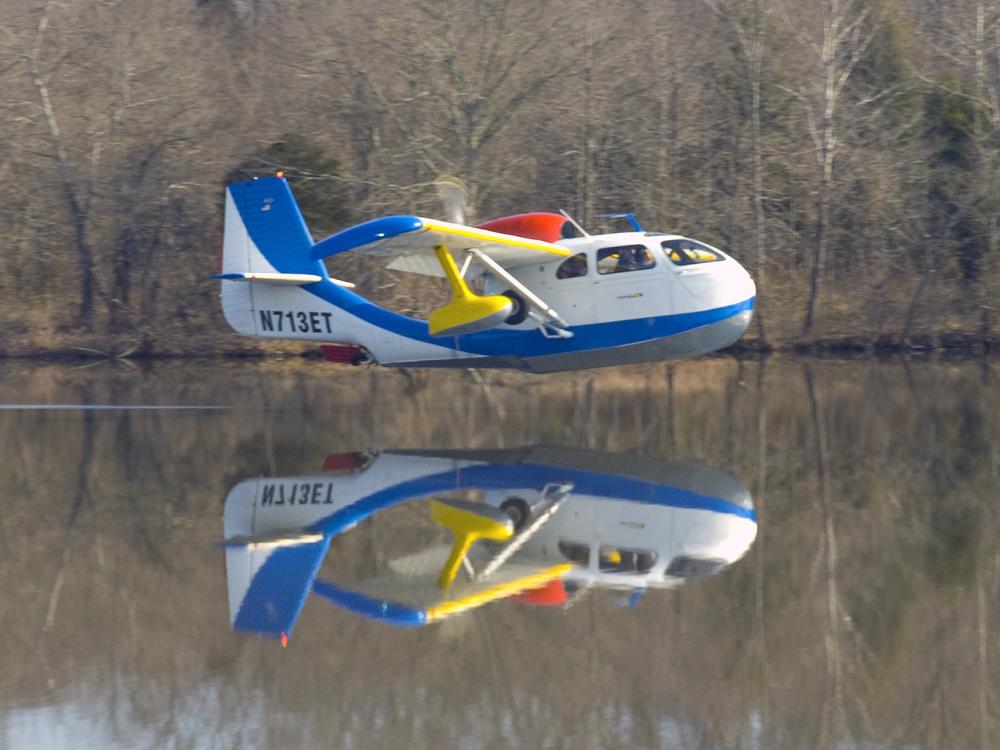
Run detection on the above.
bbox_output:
[477,230,755,370]
[218,177,755,371]
[223,450,758,625]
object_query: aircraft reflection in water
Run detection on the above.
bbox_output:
[222,447,757,640]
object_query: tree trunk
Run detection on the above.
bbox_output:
[27,6,98,329]
[750,47,768,344]
[804,150,831,336]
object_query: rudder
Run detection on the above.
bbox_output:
[219,176,328,335]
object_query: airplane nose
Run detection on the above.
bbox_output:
[676,261,755,310]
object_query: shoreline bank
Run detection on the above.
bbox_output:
[3,333,999,364]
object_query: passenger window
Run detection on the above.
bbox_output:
[556,252,588,279]
[596,245,656,275]
[661,239,723,265]
[558,539,590,566]
[598,546,658,573]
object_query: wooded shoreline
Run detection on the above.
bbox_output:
[2,1,997,355]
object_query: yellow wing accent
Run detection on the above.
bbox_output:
[377,218,569,277]
[425,564,573,621]
[420,219,569,257]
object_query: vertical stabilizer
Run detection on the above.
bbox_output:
[219,176,328,336]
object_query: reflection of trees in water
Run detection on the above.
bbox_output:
[0,359,998,748]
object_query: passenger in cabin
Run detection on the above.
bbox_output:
[595,246,656,274]
[556,252,588,279]
[616,246,654,271]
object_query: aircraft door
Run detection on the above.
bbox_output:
[591,244,667,322]
[526,252,596,327]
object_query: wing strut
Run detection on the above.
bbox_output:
[464,248,570,331]
[476,482,573,581]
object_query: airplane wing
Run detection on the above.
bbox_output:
[309,215,569,278]
[313,562,572,627]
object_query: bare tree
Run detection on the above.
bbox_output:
[24,3,100,328]
[781,0,881,336]
[705,0,776,344]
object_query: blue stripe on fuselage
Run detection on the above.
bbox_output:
[304,279,754,358]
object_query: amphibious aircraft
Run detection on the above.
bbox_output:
[221,446,757,639]
[214,176,755,372]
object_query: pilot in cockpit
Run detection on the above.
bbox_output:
[616,246,653,271]
[556,252,588,279]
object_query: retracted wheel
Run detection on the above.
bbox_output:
[502,291,529,325]
[500,497,532,531]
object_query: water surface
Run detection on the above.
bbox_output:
[0,357,997,749]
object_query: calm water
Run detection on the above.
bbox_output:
[0,357,997,750]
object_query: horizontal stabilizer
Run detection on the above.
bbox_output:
[223,529,325,549]
[211,271,355,288]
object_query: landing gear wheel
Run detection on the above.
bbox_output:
[500,497,531,531]
[502,291,529,325]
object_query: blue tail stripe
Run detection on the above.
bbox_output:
[229,177,327,277]
[232,537,332,639]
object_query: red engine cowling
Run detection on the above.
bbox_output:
[476,212,569,243]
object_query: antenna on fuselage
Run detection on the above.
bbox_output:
[597,212,644,232]
[558,209,591,238]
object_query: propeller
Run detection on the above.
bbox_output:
[434,178,468,225]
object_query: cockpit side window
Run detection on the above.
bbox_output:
[556,252,588,279]
[665,556,727,579]
[596,245,656,275]
[661,239,723,266]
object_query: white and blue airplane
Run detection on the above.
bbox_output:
[214,176,755,372]
[222,446,758,638]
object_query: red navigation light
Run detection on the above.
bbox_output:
[280,632,288,648]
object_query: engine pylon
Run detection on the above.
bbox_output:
[427,245,513,337]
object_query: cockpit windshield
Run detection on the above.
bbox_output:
[661,239,723,266]
[665,556,727,579]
